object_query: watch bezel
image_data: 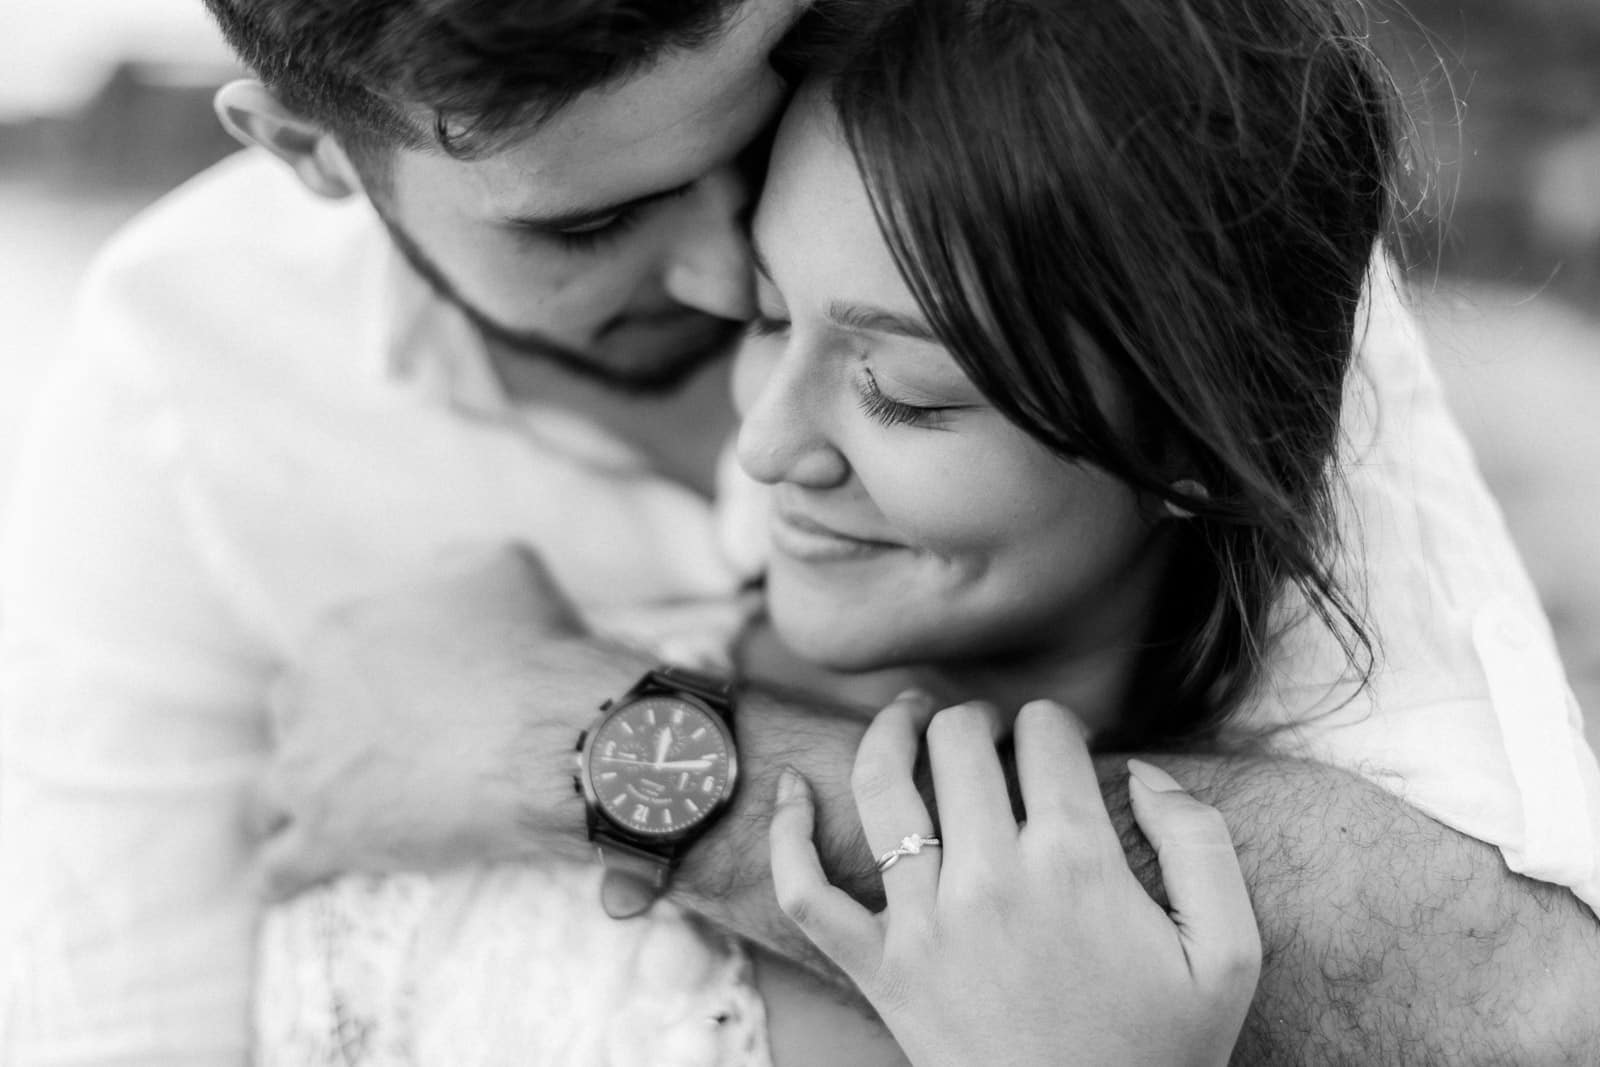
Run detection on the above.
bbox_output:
[578,690,740,845]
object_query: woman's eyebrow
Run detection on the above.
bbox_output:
[828,302,938,344]
[751,235,936,343]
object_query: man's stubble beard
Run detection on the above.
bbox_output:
[373,204,742,397]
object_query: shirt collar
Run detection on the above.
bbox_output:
[370,239,654,474]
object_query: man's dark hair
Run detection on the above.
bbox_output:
[203,0,748,165]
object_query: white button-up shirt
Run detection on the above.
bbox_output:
[2,149,1596,1064]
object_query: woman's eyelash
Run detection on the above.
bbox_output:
[740,322,952,428]
[857,370,949,429]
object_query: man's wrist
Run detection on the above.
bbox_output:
[511,635,654,862]
[668,684,873,980]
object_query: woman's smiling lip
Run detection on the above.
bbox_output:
[770,508,905,562]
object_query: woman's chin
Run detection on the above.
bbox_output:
[767,604,917,676]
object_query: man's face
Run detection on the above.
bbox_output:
[372,0,800,392]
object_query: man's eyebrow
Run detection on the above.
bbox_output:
[503,182,692,232]
[829,302,939,344]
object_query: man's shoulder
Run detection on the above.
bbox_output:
[66,148,393,399]
[82,148,382,317]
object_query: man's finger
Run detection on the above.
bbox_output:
[1126,760,1261,992]
[432,541,584,632]
[265,671,303,736]
[240,773,292,843]
[251,826,340,904]
[769,767,883,981]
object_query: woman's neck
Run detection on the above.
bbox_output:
[909,638,1145,738]
[905,527,1177,738]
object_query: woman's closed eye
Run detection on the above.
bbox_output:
[857,368,958,430]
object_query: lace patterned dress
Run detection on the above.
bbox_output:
[254,861,772,1066]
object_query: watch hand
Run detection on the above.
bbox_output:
[654,758,715,772]
[653,727,673,769]
[592,755,710,771]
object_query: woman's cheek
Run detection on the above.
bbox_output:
[865,440,1014,555]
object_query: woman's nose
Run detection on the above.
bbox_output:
[733,339,849,489]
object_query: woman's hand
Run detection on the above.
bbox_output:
[769,692,1260,1067]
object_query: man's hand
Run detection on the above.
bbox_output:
[252,545,647,898]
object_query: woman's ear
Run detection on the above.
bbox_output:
[213,80,365,200]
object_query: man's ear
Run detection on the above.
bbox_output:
[213,80,366,200]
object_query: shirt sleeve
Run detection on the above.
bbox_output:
[1241,254,1600,915]
[0,263,272,1064]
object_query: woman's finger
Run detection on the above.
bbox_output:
[853,690,941,910]
[1014,700,1121,853]
[770,767,884,981]
[1126,760,1262,995]
[925,702,1015,871]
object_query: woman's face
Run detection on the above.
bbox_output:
[733,89,1168,675]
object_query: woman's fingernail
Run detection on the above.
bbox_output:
[1127,759,1185,793]
[893,688,929,704]
[776,766,803,804]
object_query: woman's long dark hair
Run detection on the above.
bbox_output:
[810,0,1403,747]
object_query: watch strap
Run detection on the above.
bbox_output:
[592,830,675,919]
[637,665,734,719]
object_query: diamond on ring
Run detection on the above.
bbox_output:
[875,832,942,873]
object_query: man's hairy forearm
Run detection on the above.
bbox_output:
[1108,755,1600,1064]
[670,685,1600,1062]
[672,686,876,980]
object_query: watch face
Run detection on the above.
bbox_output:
[584,695,736,838]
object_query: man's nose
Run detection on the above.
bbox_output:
[662,166,755,321]
[733,340,849,489]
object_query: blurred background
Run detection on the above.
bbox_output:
[0,0,1596,727]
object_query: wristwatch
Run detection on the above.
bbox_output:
[575,666,739,918]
